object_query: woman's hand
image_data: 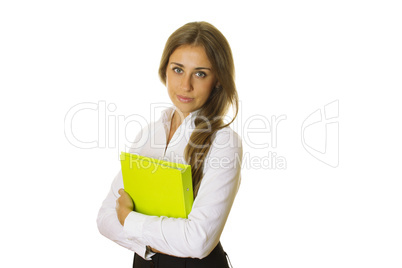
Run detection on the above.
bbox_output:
[116,188,134,226]
[150,247,164,254]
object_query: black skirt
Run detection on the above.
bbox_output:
[133,242,230,268]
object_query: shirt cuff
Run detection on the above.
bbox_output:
[123,211,148,240]
[128,238,148,259]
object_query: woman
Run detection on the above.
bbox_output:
[97,21,242,267]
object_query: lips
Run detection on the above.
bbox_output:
[177,95,194,103]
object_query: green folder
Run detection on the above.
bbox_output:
[120,152,193,219]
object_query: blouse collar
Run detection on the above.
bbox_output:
[161,105,201,127]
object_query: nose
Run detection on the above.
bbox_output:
[180,74,192,91]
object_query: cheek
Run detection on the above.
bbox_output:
[165,73,173,93]
[198,81,215,98]
[166,72,179,89]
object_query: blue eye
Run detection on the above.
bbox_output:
[196,72,206,78]
[173,67,183,74]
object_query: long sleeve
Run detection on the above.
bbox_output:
[96,170,150,257]
[123,129,243,259]
[97,126,153,258]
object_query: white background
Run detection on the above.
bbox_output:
[1,1,401,267]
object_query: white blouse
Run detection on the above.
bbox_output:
[97,106,242,260]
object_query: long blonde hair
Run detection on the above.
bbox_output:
[159,21,239,197]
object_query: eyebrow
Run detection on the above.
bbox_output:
[170,62,211,71]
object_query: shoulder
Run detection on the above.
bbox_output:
[206,126,243,164]
[131,106,174,139]
[212,126,242,151]
[127,107,172,152]
[203,126,243,175]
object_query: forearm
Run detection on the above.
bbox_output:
[123,131,242,258]
[97,171,148,256]
[123,170,239,258]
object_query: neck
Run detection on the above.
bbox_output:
[171,110,189,129]
[173,110,189,123]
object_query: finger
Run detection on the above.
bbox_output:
[118,188,124,196]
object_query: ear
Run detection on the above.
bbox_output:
[210,82,222,98]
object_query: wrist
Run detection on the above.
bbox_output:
[118,208,132,226]
[123,209,132,225]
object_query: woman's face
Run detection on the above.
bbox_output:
[166,45,218,118]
